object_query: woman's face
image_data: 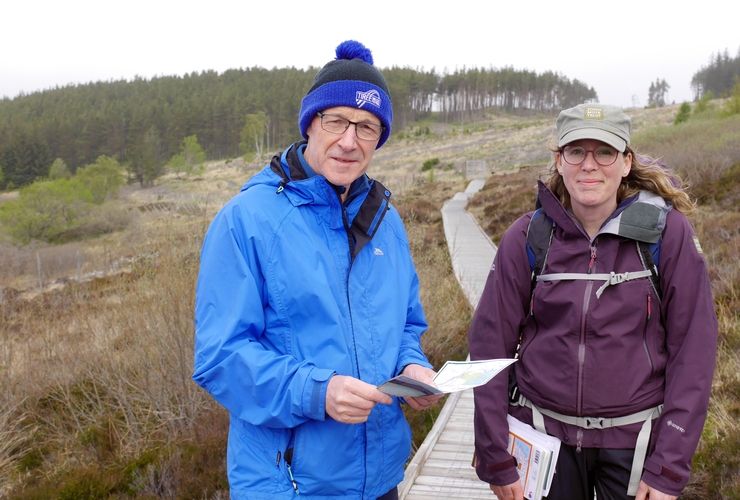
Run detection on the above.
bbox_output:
[557,138,632,221]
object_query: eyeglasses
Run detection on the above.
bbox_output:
[560,145,621,166]
[317,112,384,142]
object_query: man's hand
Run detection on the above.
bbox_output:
[491,480,524,500]
[326,375,393,424]
[401,364,444,410]
[635,480,678,500]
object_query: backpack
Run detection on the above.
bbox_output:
[509,198,666,405]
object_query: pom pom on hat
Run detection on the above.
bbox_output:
[335,40,374,65]
[299,40,393,149]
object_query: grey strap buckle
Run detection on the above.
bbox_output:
[608,271,626,285]
[580,416,607,429]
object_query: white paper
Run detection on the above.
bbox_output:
[377,358,516,397]
[432,358,517,393]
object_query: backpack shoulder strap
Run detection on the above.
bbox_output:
[526,208,556,294]
[637,239,663,302]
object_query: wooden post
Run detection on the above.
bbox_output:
[37,252,43,289]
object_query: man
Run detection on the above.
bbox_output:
[193,40,441,500]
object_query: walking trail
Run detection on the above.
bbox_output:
[398,178,499,499]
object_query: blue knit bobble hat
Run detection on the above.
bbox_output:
[299,40,393,149]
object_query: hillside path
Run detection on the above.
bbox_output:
[398,179,498,499]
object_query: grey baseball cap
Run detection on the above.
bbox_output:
[557,103,631,152]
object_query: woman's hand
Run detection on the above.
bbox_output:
[491,480,524,500]
[635,480,678,500]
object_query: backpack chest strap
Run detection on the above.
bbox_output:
[537,270,653,299]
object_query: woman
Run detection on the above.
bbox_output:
[469,103,717,500]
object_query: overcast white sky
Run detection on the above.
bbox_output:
[2,0,738,110]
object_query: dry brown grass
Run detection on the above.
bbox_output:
[0,214,228,498]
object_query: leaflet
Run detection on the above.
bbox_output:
[377,358,516,397]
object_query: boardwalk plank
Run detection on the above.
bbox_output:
[400,180,499,500]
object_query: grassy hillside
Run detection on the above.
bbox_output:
[1,102,738,498]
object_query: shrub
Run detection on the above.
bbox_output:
[721,77,740,118]
[48,158,71,180]
[75,155,124,204]
[674,102,692,125]
[694,91,715,114]
[0,178,93,244]
[631,113,740,187]
[168,135,206,178]
[422,158,440,172]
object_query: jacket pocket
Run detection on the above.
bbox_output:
[228,417,293,494]
[278,427,300,494]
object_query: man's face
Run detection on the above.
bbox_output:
[303,106,381,195]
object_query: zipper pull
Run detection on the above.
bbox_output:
[647,295,652,321]
[587,246,596,275]
[287,463,300,494]
[530,291,535,317]
[276,451,281,468]
[576,428,583,453]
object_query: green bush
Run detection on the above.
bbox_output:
[168,135,206,178]
[75,155,124,204]
[721,77,740,118]
[674,102,692,125]
[422,158,440,172]
[0,178,93,244]
[694,91,715,114]
[48,158,71,180]
[414,126,431,137]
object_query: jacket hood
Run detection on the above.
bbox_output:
[536,180,672,243]
[240,141,372,207]
[240,141,309,193]
[239,141,393,264]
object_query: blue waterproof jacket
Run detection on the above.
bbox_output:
[193,142,432,499]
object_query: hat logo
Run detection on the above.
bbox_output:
[356,89,382,109]
[585,107,604,119]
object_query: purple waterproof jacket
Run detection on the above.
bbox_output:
[469,181,717,496]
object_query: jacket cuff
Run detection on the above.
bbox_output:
[303,368,336,420]
[641,457,685,497]
[395,358,433,377]
[475,455,520,486]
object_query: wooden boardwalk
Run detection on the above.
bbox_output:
[398,179,498,499]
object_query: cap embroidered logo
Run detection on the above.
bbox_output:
[585,107,604,119]
[356,89,382,109]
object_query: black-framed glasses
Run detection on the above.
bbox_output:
[317,112,384,142]
[561,145,621,166]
